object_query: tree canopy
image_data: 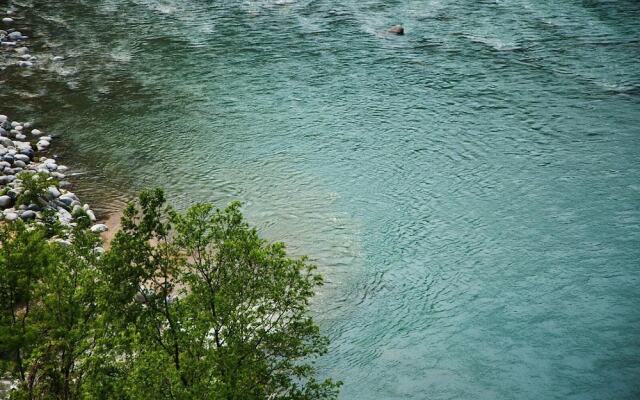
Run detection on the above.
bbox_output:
[0,189,340,400]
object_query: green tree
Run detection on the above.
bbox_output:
[96,189,340,399]
[0,189,340,400]
[0,222,101,400]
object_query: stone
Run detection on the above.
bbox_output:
[0,137,12,147]
[4,211,18,221]
[31,129,42,135]
[15,133,26,140]
[26,203,41,211]
[2,17,13,24]
[0,175,16,184]
[14,125,22,131]
[1,41,17,47]
[20,210,36,220]
[47,186,61,199]
[58,194,75,206]
[51,172,65,179]
[53,56,64,61]
[14,154,29,163]
[0,195,12,208]
[13,160,26,168]
[19,148,34,159]
[18,61,33,68]
[8,31,21,40]
[0,115,6,122]
[71,204,84,216]
[53,239,72,246]
[90,224,108,233]
[57,208,73,225]
[86,209,96,222]
[57,165,68,172]
[388,25,404,35]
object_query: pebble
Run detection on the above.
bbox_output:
[53,56,64,61]
[2,17,13,24]
[31,128,42,135]
[8,31,22,40]
[18,60,33,67]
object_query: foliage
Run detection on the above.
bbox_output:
[0,221,101,400]
[0,189,340,400]
[14,172,58,207]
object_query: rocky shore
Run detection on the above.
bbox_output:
[1,6,108,245]
[0,114,108,236]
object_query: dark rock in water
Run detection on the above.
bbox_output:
[388,25,404,35]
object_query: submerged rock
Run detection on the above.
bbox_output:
[388,25,404,35]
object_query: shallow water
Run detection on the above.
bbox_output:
[2,0,640,398]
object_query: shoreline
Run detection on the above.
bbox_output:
[1,5,120,243]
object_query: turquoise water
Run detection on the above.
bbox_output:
[2,0,640,398]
